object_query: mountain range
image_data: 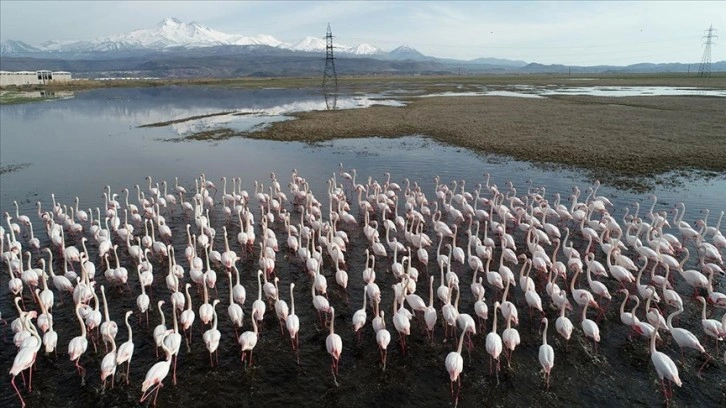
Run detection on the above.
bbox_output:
[1,18,388,56]
[1,18,723,78]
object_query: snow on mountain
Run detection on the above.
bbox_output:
[89,17,281,51]
[289,36,327,52]
[349,43,383,55]
[229,34,284,47]
[1,18,285,53]
[289,37,383,55]
[1,18,387,56]
[0,39,41,53]
[390,45,424,57]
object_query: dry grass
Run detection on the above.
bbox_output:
[246,94,726,189]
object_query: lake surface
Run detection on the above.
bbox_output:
[1,86,725,408]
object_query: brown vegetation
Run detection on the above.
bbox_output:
[246,93,725,189]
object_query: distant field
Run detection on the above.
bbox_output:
[2,72,726,92]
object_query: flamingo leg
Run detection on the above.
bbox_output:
[172,354,178,385]
[29,360,37,392]
[140,384,156,403]
[75,359,86,381]
[697,353,711,377]
[11,376,26,408]
[153,382,164,406]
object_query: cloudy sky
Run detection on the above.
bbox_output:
[1,1,723,65]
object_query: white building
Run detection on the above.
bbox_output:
[0,70,72,86]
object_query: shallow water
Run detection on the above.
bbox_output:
[421,85,726,98]
[1,87,725,408]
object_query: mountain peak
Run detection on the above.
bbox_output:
[158,17,183,27]
[390,45,422,55]
[0,39,41,53]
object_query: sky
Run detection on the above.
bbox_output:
[1,1,723,66]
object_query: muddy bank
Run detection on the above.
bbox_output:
[243,94,726,189]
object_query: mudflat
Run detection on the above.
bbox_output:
[247,92,725,189]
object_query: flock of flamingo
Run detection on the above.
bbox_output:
[2,164,725,407]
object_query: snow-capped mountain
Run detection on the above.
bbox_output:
[0,39,40,53]
[29,18,284,52]
[289,36,327,52]
[0,18,384,55]
[288,36,383,55]
[389,45,426,59]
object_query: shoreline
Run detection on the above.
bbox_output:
[242,94,726,191]
[4,74,726,190]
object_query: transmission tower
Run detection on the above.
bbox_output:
[698,24,717,78]
[322,23,338,109]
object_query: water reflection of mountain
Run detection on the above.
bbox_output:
[1,87,320,123]
[0,87,402,129]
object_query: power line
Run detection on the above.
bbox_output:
[698,24,717,78]
[322,23,337,111]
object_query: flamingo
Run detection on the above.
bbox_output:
[486,301,503,375]
[393,295,412,354]
[273,277,289,334]
[116,311,135,385]
[232,264,246,306]
[153,301,167,358]
[164,300,182,385]
[352,286,368,341]
[9,308,41,408]
[666,307,709,372]
[696,296,724,348]
[99,285,118,351]
[203,300,222,367]
[376,311,391,371]
[238,310,259,367]
[326,306,343,386]
[198,273,214,326]
[445,321,468,405]
[36,293,57,355]
[140,330,174,406]
[539,317,555,390]
[555,301,573,344]
[424,275,438,343]
[100,335,117,390]
[617,289,640,336]
[501,306,521,367]
[474,277,489,333]
[286,283,300,358]
[227,272,244,336]
[581,296,601,353]
[650,318,682,404]
[44,248,73,300]
[179,283,196,346]
[252,270,267,325]
[68,302,89,381]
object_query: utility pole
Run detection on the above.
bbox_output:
[322,23,338,110]
[698,24,717,78]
